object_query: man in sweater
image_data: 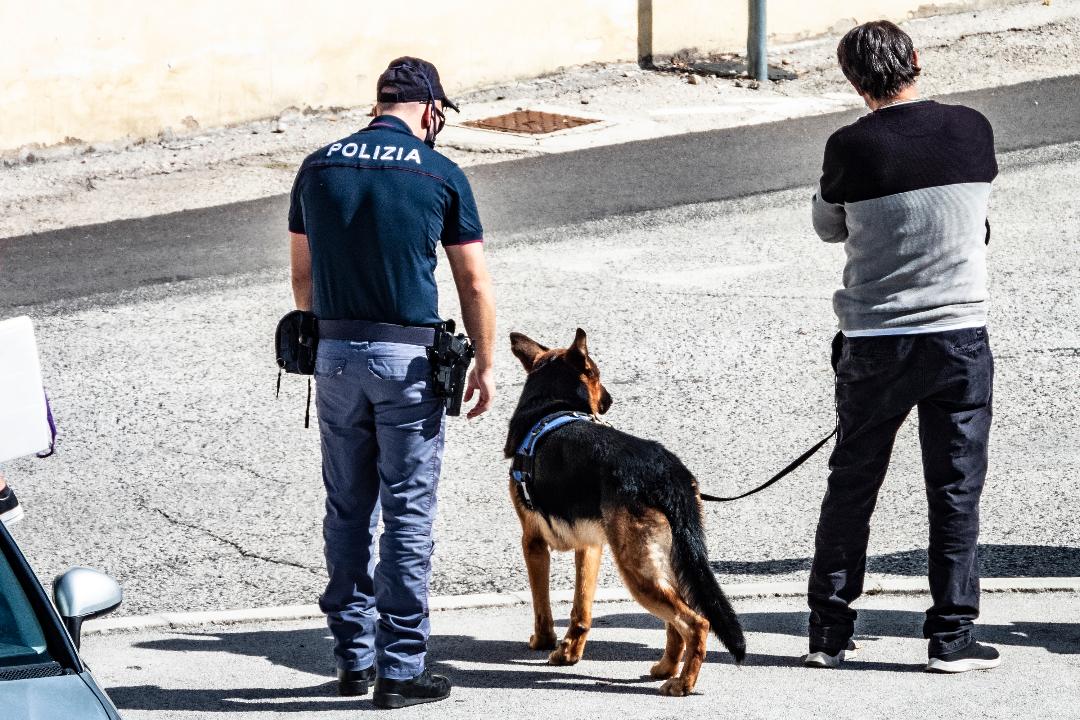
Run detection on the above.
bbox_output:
[805,21,1000,673]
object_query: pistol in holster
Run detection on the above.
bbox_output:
[428,320,475,416]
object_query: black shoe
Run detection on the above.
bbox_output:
[926,642,1001,673]
[337,666,375,696]
[372,668,451,709]
[0,487,24,526]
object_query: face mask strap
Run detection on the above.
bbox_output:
[380,62,449,148]
[418,72,446,148]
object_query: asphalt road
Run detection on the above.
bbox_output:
[3,74,1080,310]
[84,592,1080,719]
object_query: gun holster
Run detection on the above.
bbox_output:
[276,310,319,375]
[428,320,475,416]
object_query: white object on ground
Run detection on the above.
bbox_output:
[0,316,52,463]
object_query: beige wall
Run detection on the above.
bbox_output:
[651,0,1019,55]
[0,0,1020,152]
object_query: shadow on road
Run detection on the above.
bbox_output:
[711,544,1080,578]
[108,629,730,712]
[107,601,1080,714]
[105,543,1080,712]
[589,608,1080,658]
[105,681,352,714]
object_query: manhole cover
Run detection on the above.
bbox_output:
[463,110,599,135]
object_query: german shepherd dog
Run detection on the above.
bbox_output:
[505,329,746,696]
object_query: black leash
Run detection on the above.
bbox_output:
[700,426,837,502]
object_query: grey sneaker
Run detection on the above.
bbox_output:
[0,486,24,526]
[804,639,859,668]
[926,642,1000,673]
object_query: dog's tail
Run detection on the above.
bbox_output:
[667,485,747,663]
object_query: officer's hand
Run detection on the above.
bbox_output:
[464,365,495,419]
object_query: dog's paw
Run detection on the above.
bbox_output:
[529,632,557,651]
[649,660,678,679]
[547,643,582,666]
[659,678,692,697]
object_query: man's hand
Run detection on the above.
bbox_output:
[463,364,495,419]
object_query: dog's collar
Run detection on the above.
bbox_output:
[510,411,596,510]
[514,411,593,458]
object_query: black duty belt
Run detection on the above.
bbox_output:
[319,319,435,347]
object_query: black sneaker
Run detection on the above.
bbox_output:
[926,642,1001,673]
[372,668,451,709]
[0,487,24,526]
[337,666,376,696]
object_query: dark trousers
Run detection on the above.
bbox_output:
[808,327,993,656]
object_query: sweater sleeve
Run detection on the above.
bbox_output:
[812,132,848,243]
[812,190,847,243]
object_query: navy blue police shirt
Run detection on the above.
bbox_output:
[288,115,483,327]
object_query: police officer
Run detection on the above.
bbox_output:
[288,57,495,708]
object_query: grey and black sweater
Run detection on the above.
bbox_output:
[812,99,998,335]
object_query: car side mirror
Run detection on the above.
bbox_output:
[53,567,123,650]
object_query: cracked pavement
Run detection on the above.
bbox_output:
[3,135,1079,616]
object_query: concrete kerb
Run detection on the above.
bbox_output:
[83,577,1080,636]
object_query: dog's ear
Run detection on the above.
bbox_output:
[510,332,549,371]
[565,327,589,371]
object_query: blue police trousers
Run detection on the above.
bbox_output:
[808,327,993,657]
[314,339,446,680]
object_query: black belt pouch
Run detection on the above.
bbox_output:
[276,310,319,375]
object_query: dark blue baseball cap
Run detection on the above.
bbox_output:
[377,57,460,112]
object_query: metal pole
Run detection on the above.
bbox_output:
[638,0,654,69]
[747,0,767,82]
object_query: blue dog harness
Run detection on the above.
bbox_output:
[510,411,595,511]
